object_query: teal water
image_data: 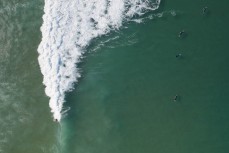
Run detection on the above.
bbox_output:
[1,0,229,153]
[62,0,229,153]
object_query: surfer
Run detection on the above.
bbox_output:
[176,53,182,58]
[202,6,208,14]
[173,95,179,102]
[178,30,185,38]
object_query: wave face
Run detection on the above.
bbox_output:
[38,0,161,121]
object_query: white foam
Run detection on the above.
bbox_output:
[38,0,161,122]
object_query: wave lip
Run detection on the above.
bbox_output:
[38,0,161,122]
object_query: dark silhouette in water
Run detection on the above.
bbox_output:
[173,95,179,102]
[176,53,182,58]
[178,30,185,38]
[202,7,208,15]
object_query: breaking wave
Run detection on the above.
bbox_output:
[38,0,161,121]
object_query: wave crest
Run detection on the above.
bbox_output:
[38,0,161,121]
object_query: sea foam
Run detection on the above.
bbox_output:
[38,0,161,122]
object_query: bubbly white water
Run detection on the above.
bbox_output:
[38,0,161,122]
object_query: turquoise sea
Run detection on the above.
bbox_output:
[1,0,229,153]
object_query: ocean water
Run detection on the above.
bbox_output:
[1,0,229,153]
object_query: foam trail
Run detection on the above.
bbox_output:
[38,0,161,122]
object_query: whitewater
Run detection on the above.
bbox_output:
[38,0,161,122]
